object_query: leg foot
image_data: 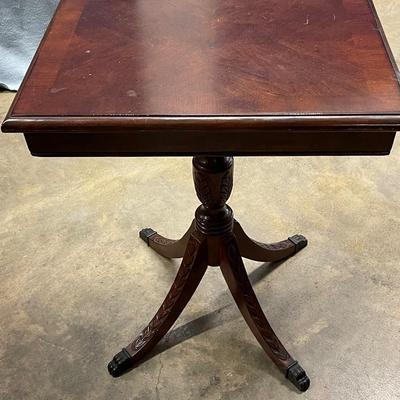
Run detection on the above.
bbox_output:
[286,361,310,392]
[108,349,133,377]
[139,220,195,258]
[288,235,308,253]
[108,231,208,376]
[139,228,157,245]
[234,220,307,262]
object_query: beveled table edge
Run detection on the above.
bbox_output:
[368,0,400,84]
[2,114,400,133]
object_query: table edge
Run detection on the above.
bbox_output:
[367,0,400,84]
[2,114,400,133]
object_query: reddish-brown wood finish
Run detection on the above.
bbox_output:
[2,0,397,391]
[144,220,196,259]
[2,0,400,155]
[6,0,400,116]
[20,129,397,156]
[234,220,297,262]
[124,231,209,365]
[109,156,311,391]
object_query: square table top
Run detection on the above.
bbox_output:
[2,0,400,156]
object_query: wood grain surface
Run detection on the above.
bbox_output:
[7,0,400,117]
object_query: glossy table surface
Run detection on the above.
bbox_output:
[2,0,400,156]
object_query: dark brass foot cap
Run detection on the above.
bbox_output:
[139,228,157,245]
[288,234,308,253]
[108,349,133,377]
[286,361,310,392]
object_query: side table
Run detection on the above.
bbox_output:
[2,0,400,392]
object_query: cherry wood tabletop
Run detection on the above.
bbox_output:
[2,0,400,155]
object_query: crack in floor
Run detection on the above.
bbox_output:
[155,354,164,400]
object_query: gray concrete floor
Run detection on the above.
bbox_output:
[1,2,400,399]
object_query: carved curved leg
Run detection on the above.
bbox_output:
[234,220,307,262]
[108,231,208,377]
[139,220,196,258]
[219,234,310,392]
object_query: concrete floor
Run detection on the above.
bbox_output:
[1,2,400,399]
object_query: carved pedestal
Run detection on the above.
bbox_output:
[108,156,310,392]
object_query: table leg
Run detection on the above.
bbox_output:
[220,233,310,392]
[108,231,208,377]
[139,220,195,258]
[234,220,307,262]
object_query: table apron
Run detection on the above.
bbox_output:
[23,129,396,156]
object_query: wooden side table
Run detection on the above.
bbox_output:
[3,0,400,392]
